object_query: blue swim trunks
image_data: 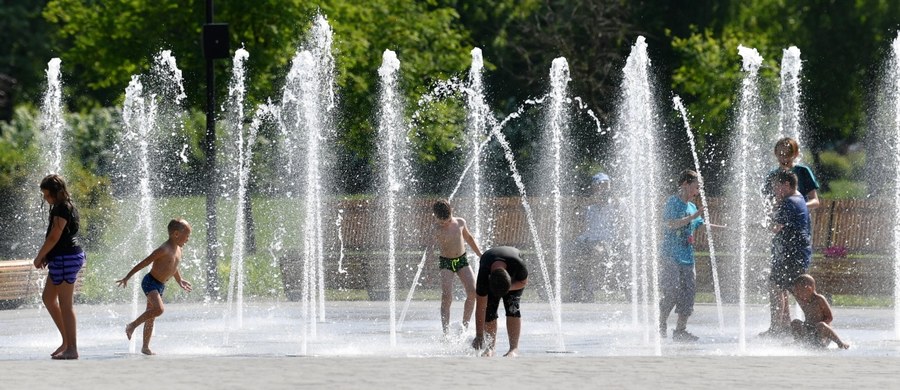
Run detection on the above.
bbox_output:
[141,273,166,296]
[47,251,85,285]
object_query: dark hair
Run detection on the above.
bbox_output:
[489,269,512,297]
[774,137,800,158]
[773,170,798,189]
[167,218,191,234]
[40,174,71,204]
[432,199,452,220]
[677,169,699,186]
[793,274,816,289]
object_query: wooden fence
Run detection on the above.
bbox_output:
[280,197,900,299]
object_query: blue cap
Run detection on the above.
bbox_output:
[591,172,610,184]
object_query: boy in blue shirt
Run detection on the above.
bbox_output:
[659,170,709,342]
[760,170,812,337]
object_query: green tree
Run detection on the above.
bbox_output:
[43,0,475,193]
[0,0,55,107]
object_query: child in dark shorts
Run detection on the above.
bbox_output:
[790,274,849,349]
[761,170,811,337]
[116,219,193,355]
[471,246,528,357]
[432,200,482,336]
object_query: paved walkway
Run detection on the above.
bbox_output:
[2,301,898,388]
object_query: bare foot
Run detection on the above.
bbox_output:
[838,342,850,349]
[51,344,66,357]
[141,347,155,356]
[481,348,495,357]
[504,348,519,357]
[125,323,136,340]
[51,348,79,360]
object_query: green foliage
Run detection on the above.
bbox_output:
[0,1,55,104]
[64,160,114,249]
[668,0,900,148]
[410,99,466,163]
[817,150,853,181]
[0,106,39,188]
[317,1,473,163]
[670,25,780,142]
[41,0,477,192]
[821,179,867,200]
[43,0,313,109]
[67,107,121,175]
[816,149,868,199]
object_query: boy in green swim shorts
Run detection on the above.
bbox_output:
[432,200,483,336]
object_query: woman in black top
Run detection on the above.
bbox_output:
[33,174,85,360]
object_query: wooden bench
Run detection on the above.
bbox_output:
[0,260,47,309]
[0,259,85,309]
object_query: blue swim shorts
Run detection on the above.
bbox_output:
[141,273,166,296]
[47,252,85,285]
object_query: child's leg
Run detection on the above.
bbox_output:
[126,291,164,340]
[142,317,156,355]
[505,316,521,357]
[815,322,850,349]
[676,314,690,331]
[775,290,791,327]
[42,277,66,356]
[658,294,675,333]
[440,269,455,334]
[458,266,476,328]
[54,281,78,359]
[790,319,804,339]
[767,283,788,329]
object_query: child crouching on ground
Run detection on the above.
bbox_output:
[790,274,850,349]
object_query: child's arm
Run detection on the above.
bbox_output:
[666,207,703,229]
[461,220,483,258]
[818,295,834,324]
[115,248,163,287]
[173,268,192,292]
[472,294,488,349]
[805,189,820,210]
[33,216,67,268]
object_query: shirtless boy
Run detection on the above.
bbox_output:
[432,199,482,335]
[790,274,850,349]
[116,218,193,355]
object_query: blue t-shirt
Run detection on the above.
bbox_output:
[662,195,703,265]
[772,193,812,267]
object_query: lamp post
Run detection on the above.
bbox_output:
[203,0,229,298]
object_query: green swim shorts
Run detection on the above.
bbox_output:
[439,254,469,273]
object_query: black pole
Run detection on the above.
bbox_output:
[204,0,220,298]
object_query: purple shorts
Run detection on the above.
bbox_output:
[47,251,85,285]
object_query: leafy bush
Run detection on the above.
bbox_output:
[822,179,867,199]
[817,150,852,182]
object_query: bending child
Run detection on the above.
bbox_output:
[472,246,528,357]
[790,274,849,349]
[116,218,193,355]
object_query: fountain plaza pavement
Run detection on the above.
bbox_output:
[3,299,900,388]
